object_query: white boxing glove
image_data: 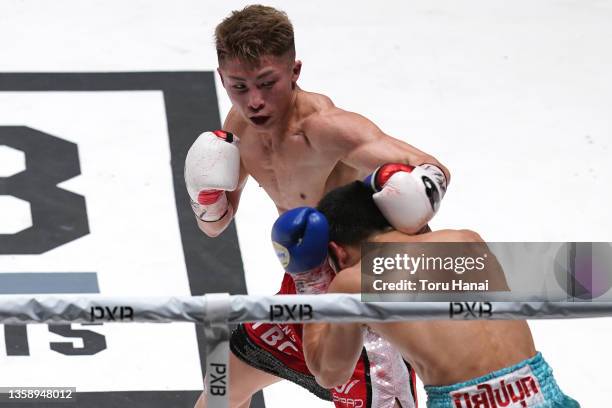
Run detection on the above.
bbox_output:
[184,130,240,222]
[364,163,447,234]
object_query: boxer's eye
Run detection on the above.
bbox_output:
[232,84,247,91]
[261,81,275,88]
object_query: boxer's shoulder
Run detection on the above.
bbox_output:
[303,103,379,152]
[328,263,361,294]
[297,90,336,125]
[297,89,335,111]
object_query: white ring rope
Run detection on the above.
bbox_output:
[1,293,610,408]
[0,294,611,325]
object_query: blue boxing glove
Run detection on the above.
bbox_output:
[272,207,335,294]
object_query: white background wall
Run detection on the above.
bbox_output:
[1,1,610,406]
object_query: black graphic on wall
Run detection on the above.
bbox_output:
[0,72,257,408]
[0,126,89,254]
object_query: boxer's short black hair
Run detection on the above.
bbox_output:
[317,181,391,245]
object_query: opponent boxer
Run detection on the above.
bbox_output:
[294,181,579,408]
[189,5,451,407]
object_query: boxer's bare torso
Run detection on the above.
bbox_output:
[226,88,362,213]
[325,230,537,387]
[196,54,448,237]
[372,319,536,386]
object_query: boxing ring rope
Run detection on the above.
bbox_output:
[1,294,611,408]
[2,294,612,325]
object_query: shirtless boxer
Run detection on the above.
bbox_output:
[188,5,452,407]
[288,181,580,408]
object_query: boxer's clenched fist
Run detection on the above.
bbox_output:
[364,163,447,234]
[272,207,335,294]
[184,130,240,222]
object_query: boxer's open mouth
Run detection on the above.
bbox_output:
[250,116,270,126]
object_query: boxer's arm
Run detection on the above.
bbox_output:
[313,109,450,183]
[303,266,365,388]
[303,322,365,389]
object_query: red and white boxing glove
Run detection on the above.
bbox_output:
[364,163,447,234]
[184,130,240,222]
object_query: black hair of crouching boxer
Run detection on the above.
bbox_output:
[316,181,392,246]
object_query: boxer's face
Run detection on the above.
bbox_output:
[218,54,301,129]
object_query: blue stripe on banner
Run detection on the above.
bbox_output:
[0,273,99,294]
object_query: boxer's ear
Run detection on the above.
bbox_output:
[327,242,340,273]
[328,241,350,271]
[291,60,302,87]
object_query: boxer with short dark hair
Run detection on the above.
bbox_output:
[291,182,580,408]
[189,5,453,408]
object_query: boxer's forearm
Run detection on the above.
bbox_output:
[327,111,451,185]
[362,143,450,187]
[303,322,364,389]
[419,156,450,186]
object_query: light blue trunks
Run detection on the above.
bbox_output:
[425,352,579,407]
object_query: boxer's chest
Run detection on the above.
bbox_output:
[240,132,342,209]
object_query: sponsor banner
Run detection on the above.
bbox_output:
[0,88,200,391]
[0,72,248,400]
